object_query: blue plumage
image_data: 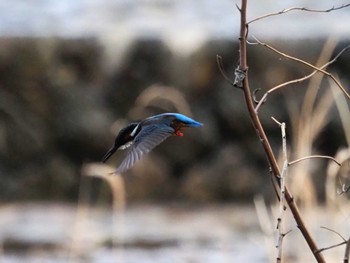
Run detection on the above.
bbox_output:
[164,113,203,127]
[102,113,203,173]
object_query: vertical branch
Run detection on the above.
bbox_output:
[273,119,288,263]
[238,0,280,198]
[237,1,325,262]
[276,160,287,263]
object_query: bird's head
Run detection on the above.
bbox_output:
[114,122,140,149]
[170,113,203,137]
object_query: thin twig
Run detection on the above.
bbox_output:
[254,45,350,112]
[216,55,240,88]
[255,37,350,99]
[235,3,241,12]
[315,226,348,253]
[271,116,282,126]
[316,241,347,254]
[252,38,350,113]
[248,4,350,24]
[252,88,261,104]
[255,92,268,112]
[289,155,341,166]
[337,176,350,195]
[320,226,347,242]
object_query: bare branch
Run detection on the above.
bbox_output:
[320,226,347,242]
[235,3,241,12]
[252,88,261,104]
[315,227,348,254]
[248,4,350,24]
[316,241,347,254]
[234,1,326,261]
[254,45,350,112]
[252,37,350,103]
[216,55,239,88]
[283,229,293,237]
[271,116,282,126]
[255,93,268,113]
[289,155,341,166]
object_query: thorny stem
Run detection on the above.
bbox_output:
[237,1,326,262]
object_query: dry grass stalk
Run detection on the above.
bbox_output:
[81,163,126,210]
[284,38,338,207]
[129,84,194,119]
[254,195,275,263]
[326,80,350,210]
[70,163,126,262]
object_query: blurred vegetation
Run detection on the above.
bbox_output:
[0,37,349,203]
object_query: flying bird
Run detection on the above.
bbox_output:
[102,113,203,173]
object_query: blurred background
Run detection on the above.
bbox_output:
[1,0,350,262]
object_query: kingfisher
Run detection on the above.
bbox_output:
[102,113,203,173]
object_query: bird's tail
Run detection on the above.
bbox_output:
[101,146,117,163]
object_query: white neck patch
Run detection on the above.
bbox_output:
[119,141,133,150]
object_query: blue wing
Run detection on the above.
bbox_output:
[116,124,174,173]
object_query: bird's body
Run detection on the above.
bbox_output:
[102,113,203,173]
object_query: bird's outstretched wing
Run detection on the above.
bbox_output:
[116,124,174,173]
